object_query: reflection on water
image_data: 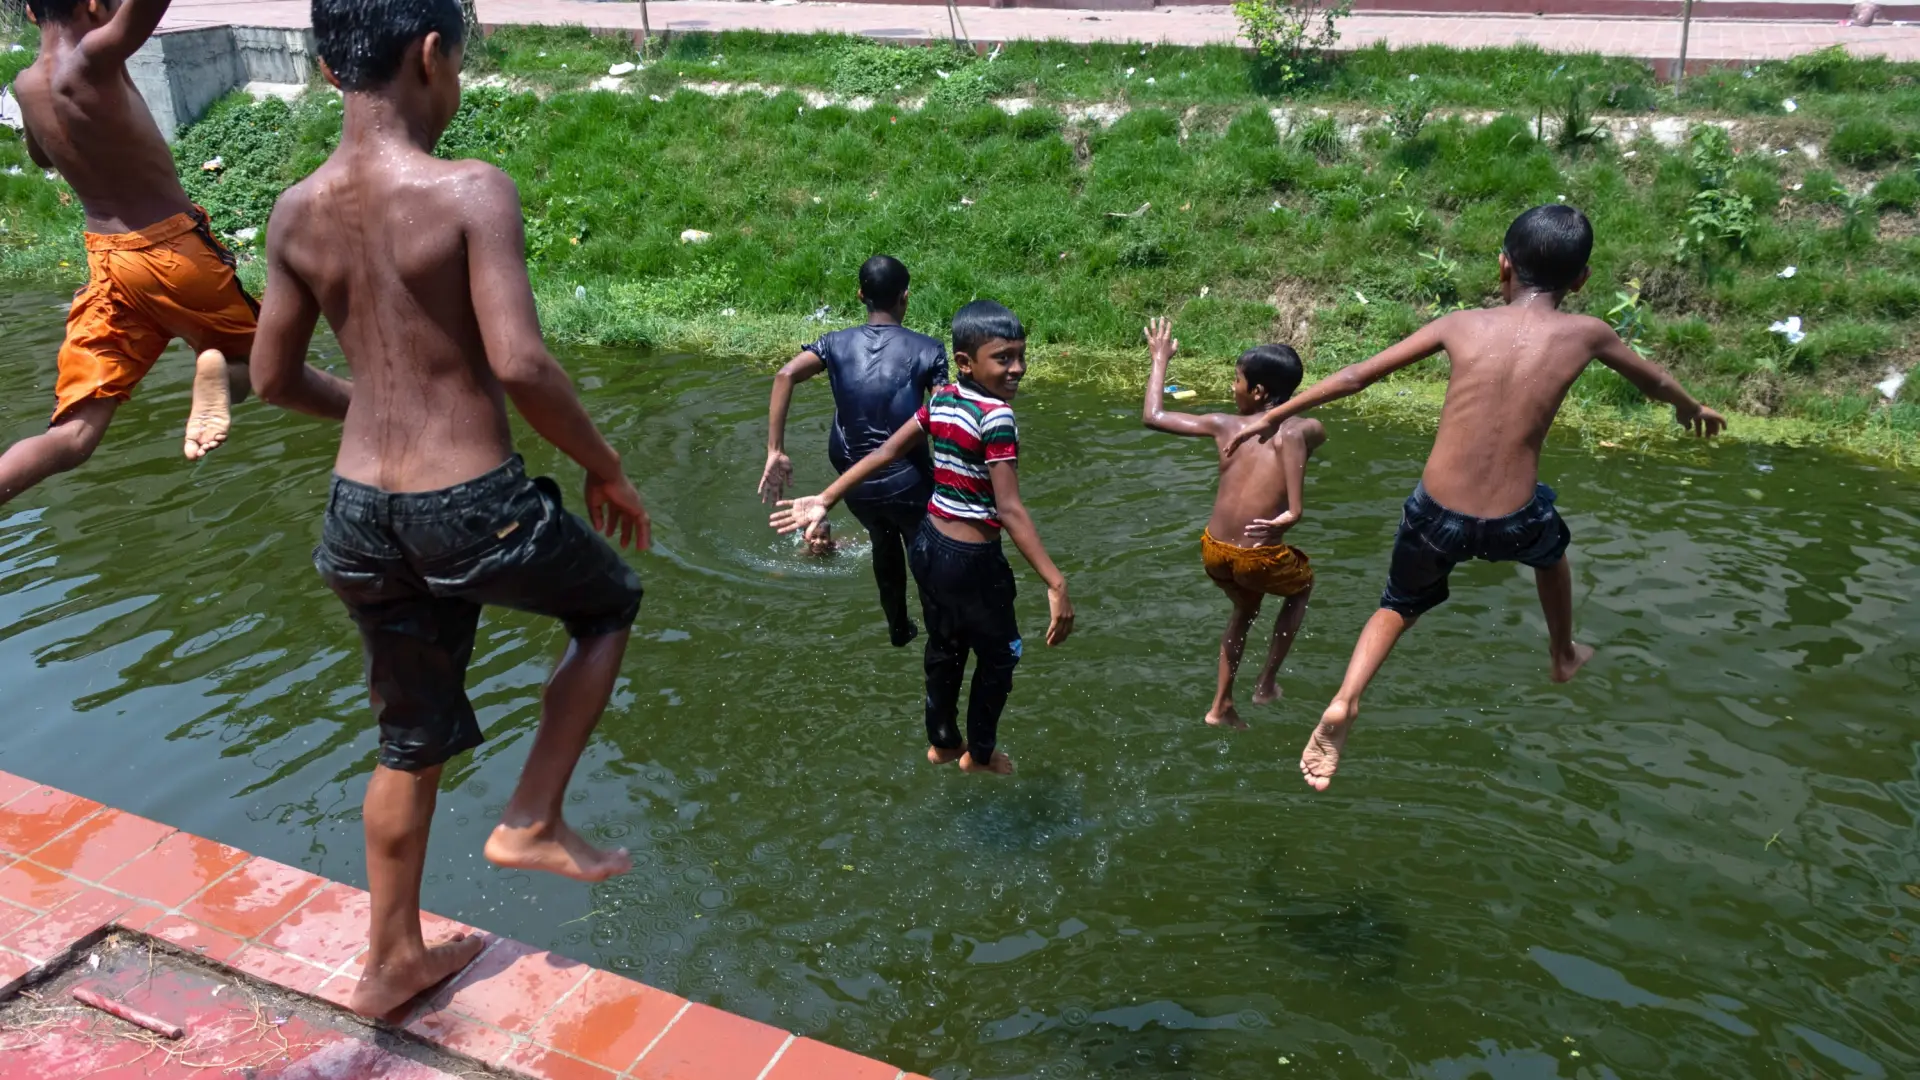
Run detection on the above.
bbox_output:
[0,288,1916,1078]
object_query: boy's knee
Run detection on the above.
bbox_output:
[46,426,102,470]
[227,360,253,403]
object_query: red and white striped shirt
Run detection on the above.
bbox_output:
[914,381,1019,528]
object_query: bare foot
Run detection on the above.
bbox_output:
[349,934,484,1021]
[1300,700,1356,792]
[484,820,633,883]
[184,349,232,461]
[1551,642,1596,684]
[958,750,1014,775]
[1251,681,1282,705]
[928,745,963,765]
[1204,704,1248,730]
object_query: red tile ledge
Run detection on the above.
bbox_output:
[0,773,916,1080]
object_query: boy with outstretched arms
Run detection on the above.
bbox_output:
[250,0,649,1018]
[4,0,256,504]
[1229,205,1725,791]
[772,301,1071,775]
[759,255,948,646]
[1141,318,1324,731]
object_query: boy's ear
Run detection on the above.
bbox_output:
[1497,252,1514,283]
[1569,266,1592,294]
[318,58,343,90]
[419,31,444,82]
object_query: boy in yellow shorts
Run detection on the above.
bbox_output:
[1142,318,1324,730]
[3,0,255,507]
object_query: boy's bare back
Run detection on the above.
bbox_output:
[15,0,191,234]
[1209,414,1323,542]
[1419,304,1617,518]
[268,149,526,493]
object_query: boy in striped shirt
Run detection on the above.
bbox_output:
[771,301,1073,775]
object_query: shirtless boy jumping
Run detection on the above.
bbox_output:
[252,0,649,1018]
[1230,205,1724,790]
[1142,318,1323,731]
[5,0,255,504]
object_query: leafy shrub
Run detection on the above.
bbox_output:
[1385,85,1433,141]
[608,258,739,318]
[436,86,533,162]
[1234,0,1351,87]
[1689,125,1736,190]
[1828,119,1904,170]
[1674,188,1758,280]
[925,64,1009,111]
[1414,248,1460,308]
[174,94,335,235]
[829,40,968,97]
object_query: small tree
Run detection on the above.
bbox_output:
[1233,0,1351,88]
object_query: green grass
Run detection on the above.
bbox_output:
[1,25,1917,463]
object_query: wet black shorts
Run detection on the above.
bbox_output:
[1380,481,1572,618]
[314,456,643,772]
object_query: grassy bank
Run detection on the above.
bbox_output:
[0,26,1917,462]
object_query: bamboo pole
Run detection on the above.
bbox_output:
[1675,0,1695,95]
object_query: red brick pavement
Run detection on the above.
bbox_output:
[156,0,1920,63]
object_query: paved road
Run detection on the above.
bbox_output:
[159,0,1920,62]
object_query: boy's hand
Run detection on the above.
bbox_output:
[770,495,829,536]
[1045,583,1075,646]
[1145,317,1178,365]
[587,471,652,551]
[1225,413,1282,455]
[1244,510,1299,544]
[1678,403,1727,437]
[757,450,793,504]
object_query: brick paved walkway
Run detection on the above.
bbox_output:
[0,771,918,1080]
[158,0,1920,63]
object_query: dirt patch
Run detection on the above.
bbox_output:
[1267,276,1324,355]
[0,932,505,1079]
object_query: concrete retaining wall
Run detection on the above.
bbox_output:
[128,25,315,142]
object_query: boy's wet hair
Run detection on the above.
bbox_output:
[952,300,1026,357]
[314,0,466,91]
[25,0,84,22]
[1502,205,1594,293]
[859,255,910,311]
[1238,344,1303,403]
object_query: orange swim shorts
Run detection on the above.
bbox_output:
[1201,528,1314,598]
[53,208,258,424]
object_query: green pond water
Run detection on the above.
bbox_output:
[0,288,1916,1079]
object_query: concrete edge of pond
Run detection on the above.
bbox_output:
[0,769,924,1080]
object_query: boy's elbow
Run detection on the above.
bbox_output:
[494,350,560,392]
[251,365,294,406]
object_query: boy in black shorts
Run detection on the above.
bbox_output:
[1230,206,1725,791]
[250,0,649,1018]
[772,301,1073,774]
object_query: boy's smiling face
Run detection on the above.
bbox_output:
[959,337,1028,400]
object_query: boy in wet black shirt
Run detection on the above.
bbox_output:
[759,256,949,645]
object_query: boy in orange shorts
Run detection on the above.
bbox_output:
[2,0,255,507]
[1142,318,1324,731]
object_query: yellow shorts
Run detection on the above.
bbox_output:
[1201,529,1314,598]
[54,208,257,424]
